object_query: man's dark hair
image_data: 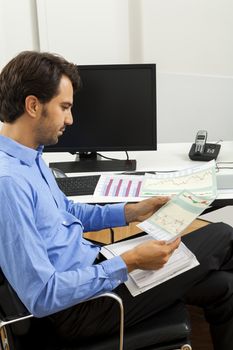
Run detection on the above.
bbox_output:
[0,51,81,123]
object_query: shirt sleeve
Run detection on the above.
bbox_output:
[0,176,128,317]
[65,198,127,232]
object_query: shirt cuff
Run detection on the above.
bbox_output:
[108,203,127,227]
[100,256,128,289]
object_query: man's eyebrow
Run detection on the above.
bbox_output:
[61,102,73,107]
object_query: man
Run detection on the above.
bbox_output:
[0,51,233,349]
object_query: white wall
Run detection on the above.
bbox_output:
[36,0,131,64]
[1,0,233,143]
[157,72,233,142]
[0,0,39,68]
[142,0,233,75]
[0,0,39,129]
[141,0,233,142]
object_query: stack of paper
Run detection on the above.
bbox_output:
[101,235,199,296]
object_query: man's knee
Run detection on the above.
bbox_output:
[210,222,233,237]
[185,222,233,241]
[183,222,233,259]
[186,270,233,326]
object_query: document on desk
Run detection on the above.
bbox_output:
[93,174,144,198]
[93,161,217,202]
[101,235,199,296]
[139,160,217,198]
[137,190,214,242]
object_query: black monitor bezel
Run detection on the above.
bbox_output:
[44,63,157,153]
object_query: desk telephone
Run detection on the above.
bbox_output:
[189,130,221,161]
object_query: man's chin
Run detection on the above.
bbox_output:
[45,138,59,146]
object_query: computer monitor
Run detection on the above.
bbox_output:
[45,63,157,172]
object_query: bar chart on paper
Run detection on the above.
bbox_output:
[94,175,144,197]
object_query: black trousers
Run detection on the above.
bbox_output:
[48,223,233,350]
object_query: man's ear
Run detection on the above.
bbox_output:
[25,95,40,118]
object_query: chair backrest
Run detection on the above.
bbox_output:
[0,268,31,335]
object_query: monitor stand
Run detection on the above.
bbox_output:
[49,152,137,173]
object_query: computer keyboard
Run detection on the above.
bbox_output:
[55,175,100,196]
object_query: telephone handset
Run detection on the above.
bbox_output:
[194,130,207,154]
[189,130,221,161]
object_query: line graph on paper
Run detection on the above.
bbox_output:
[152,213,186,236]
[141,169,212,192]
[137,190,214,241]
[140,161,217,198]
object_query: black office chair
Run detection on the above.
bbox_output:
[0,268,192,350]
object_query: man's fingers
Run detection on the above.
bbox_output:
[167,237,181,254]
[155,196,170,205]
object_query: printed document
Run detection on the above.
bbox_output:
[140,160,216,197]
[94,174,144,200]
[101,235,199,296]
[93,161,217,201]
[138,190,214,242]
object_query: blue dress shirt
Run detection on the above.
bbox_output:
[0,135,128,317]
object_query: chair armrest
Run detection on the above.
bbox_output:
[84,292,124,350]
[0,276,124,350]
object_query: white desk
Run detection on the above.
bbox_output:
[42,141,233,204]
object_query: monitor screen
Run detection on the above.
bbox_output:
[45,63,157,172]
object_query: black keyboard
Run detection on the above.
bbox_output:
[55,175,100,196]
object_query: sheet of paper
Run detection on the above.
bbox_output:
[101,235,199,296]
[139,160,217,197]
[94,174,144,198]
[130,243,196,288]
[137,190,214,242]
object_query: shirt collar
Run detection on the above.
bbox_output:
[0,135,44,166]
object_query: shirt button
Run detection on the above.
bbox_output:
[62,221,67,225]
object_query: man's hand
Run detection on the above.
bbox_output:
[124,196,169,224]
[121,237,181,272]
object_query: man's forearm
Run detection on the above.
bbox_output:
[124,203,138,224]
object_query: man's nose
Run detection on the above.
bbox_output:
[65,112,73,125]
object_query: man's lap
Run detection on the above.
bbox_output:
[48,222,233,339]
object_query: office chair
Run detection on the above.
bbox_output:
[0,268,192,350]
